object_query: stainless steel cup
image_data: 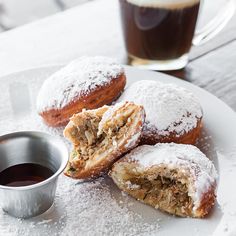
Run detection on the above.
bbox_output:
[0,131,68,218]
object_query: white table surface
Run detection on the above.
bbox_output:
[0,0,126,77]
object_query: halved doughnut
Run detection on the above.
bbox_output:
[63,101,145,179]
[110,143,217,218]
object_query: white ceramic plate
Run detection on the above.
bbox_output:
[0,66,236,236]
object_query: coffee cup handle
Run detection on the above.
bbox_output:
[192,0,235,46]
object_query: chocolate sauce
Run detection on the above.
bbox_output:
[0,163,54,187]
[119,0,200,60]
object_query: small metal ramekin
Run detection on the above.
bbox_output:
[0,131,68,218]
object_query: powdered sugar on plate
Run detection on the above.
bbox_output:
[36,56,124,113]
[118,80,202,137]
[0,176,160,236]
[0,67,160,236]
[126,143,217,211]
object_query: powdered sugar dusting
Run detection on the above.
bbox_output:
[0,177,160,236]
[0,65,159,236]
[127,143,217,210]
[37,56,124,112]
[118,80,202,137]
[0,66,225,236]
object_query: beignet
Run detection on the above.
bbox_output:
[37,56,126,126]
[110,143,217,218]
[118,80,202,145]
[64,101,145,179]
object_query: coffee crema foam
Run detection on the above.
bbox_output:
[126,0,200,9]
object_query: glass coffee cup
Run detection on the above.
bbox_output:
[119,0,235,70]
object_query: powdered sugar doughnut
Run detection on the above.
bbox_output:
[110,143,217,218]
[37,56,126,127]
[118,80,202,145]
[63,102,145,179]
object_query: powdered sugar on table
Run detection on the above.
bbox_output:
[37,56,124,113]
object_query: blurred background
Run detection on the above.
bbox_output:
[0,0,95,32]
[0,0,228,33]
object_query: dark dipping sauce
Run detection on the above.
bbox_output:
[0,163,54,187]
[119,0,200,60]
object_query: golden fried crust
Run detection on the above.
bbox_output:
[39,74,126,127]
[140,118,202,145]
[195,186,216,218]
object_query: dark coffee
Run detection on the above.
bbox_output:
[0,163,54,187]
[119,0,200,61]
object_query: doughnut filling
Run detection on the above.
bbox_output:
[111,163,194,216]
[64,102,145,179]
[110,143,217,218]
